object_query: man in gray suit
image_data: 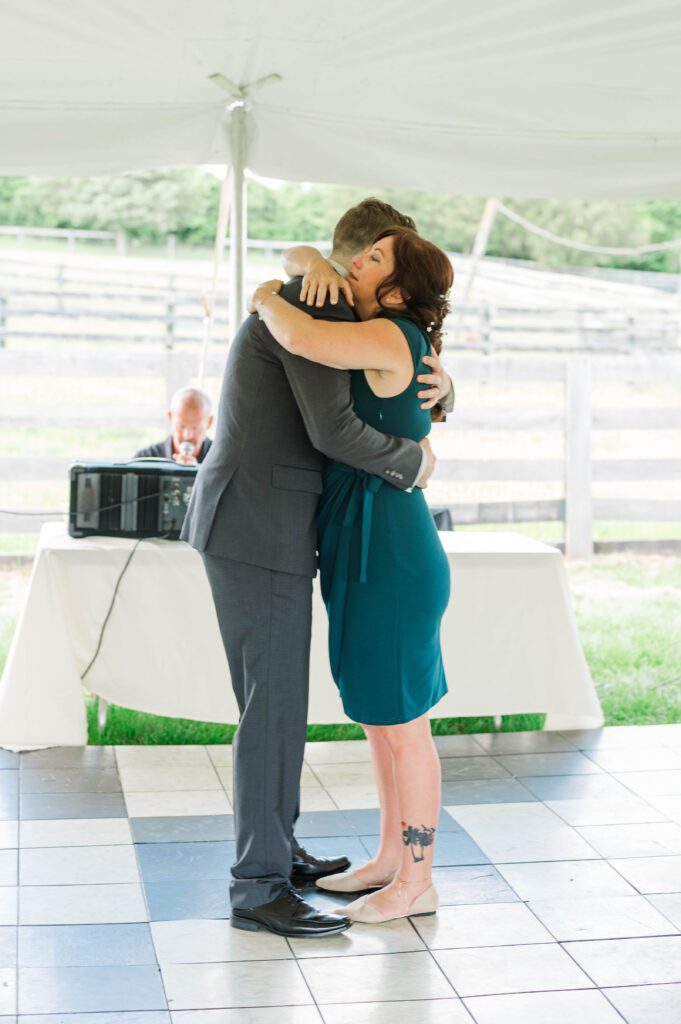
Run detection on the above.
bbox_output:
[181,199,454,937]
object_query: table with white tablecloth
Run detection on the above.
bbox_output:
[0,523,603,749]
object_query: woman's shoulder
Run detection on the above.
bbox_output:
[390,316,429,361]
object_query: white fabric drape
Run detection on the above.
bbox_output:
[0,0,680,197]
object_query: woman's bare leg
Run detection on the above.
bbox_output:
[352,725,403,884]
[366,713,441,915]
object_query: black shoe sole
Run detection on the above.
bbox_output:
[230,915,352,937]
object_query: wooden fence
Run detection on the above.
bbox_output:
[2,346,680,559]
[1,253,680,352]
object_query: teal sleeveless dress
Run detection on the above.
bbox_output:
[316,317,450,726]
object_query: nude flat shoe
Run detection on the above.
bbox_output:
[315,869,396,893]
[334,883,439,923]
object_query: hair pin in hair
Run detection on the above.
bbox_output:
[426,320,435,333]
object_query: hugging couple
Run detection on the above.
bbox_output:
[182,198,455,936]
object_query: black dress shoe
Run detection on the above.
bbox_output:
[291,846,351,884]
[231,887,352,937]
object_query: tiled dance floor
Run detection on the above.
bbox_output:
[1,725,681,1022]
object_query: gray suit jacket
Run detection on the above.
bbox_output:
[180,279,422,577]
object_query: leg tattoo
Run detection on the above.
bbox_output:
[401,822,436,863]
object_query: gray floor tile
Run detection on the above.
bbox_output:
[517,773,633,801]
[432,865,520,905]
[18,965,167,1014]
[296,835,369,865]
[294,811,360,838]
[137,843,234,883]
[361,829,489,867]
[342,808,461,834]
[20,770,122,795]
[18,924,156,967]
[442,779,539,805]
[130,816,234,844]
[604,982,681,1024]
[434,734,489,756]
[0,926,17,967]
[20,794,127,821]
[144,879,228,921]
[0,774,19,797]
[20,748,116,770]
[0,752,19,770]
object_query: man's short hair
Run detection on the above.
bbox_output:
[170,386,212,415]
[332,198,417,257]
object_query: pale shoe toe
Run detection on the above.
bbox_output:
[316,869,394,893]
[335,885,439,924]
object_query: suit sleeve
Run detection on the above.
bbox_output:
[265,279,423,490]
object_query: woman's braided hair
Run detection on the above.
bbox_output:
[371,226,453,421]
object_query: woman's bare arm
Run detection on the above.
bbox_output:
[250,280,409,375]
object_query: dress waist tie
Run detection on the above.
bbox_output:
[335,466,383,584]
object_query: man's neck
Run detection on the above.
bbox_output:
[329,250,352,274]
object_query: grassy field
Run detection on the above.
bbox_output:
[1,551,679,743]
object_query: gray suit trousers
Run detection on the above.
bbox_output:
[202,553,312,909]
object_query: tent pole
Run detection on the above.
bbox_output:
[229,101,248,340]
[453,198,498,345]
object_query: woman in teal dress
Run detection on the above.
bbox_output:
[251,226,453,924]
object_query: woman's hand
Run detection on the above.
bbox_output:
[417,348,453,410]
[299,257,354,309]
[248,279,284,315]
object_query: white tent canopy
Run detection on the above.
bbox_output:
[2,0,681,199]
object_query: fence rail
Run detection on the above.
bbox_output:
[2,346,681,558]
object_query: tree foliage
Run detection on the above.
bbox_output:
[0,169,680,273]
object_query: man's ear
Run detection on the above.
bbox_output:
[167,410,173,424]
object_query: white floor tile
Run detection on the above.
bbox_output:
[171,1008,323,1023]
[124,791,231,818]
[0,968,16,1015]
[304,741,371,764]
[206,745,234,767]
[564,935,681,987]
[545,797,667,826]
[648,893,681,929]
[0,821,18,850]
[586,748,681,772]
[321,1000,470,1024]
[609,855,681,894]
[414,901,553,949]
[474,731,577,754]
[298,790,338,811]
[435,942,593,996]
[577,822,681,859]
[19,883,148,924]
[528,894,680,940]
[19,817,133,848]
[605,982,681,1024]
[0,849,17,886]
[162,960,312,1010]
[300,950,453,1003]
[497,860,637,900]
[324,787,378,809]
[151,919,291,964]
[0,886,17,925]
[115,746,212,768]
[613,770,681,797]
[464,988,624,1024]
[447,802,595,862]
[19,844,140,886]
[290,917,426,958]
[119,768,222,793]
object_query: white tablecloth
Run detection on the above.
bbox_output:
[0,524,603,749]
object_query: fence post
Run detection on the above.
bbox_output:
[164,350,194,406]
[166,234,177,259]
[115,231,127,257]
[165,280,176,350]
[0,293,6,348]
[565,356,593,560]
